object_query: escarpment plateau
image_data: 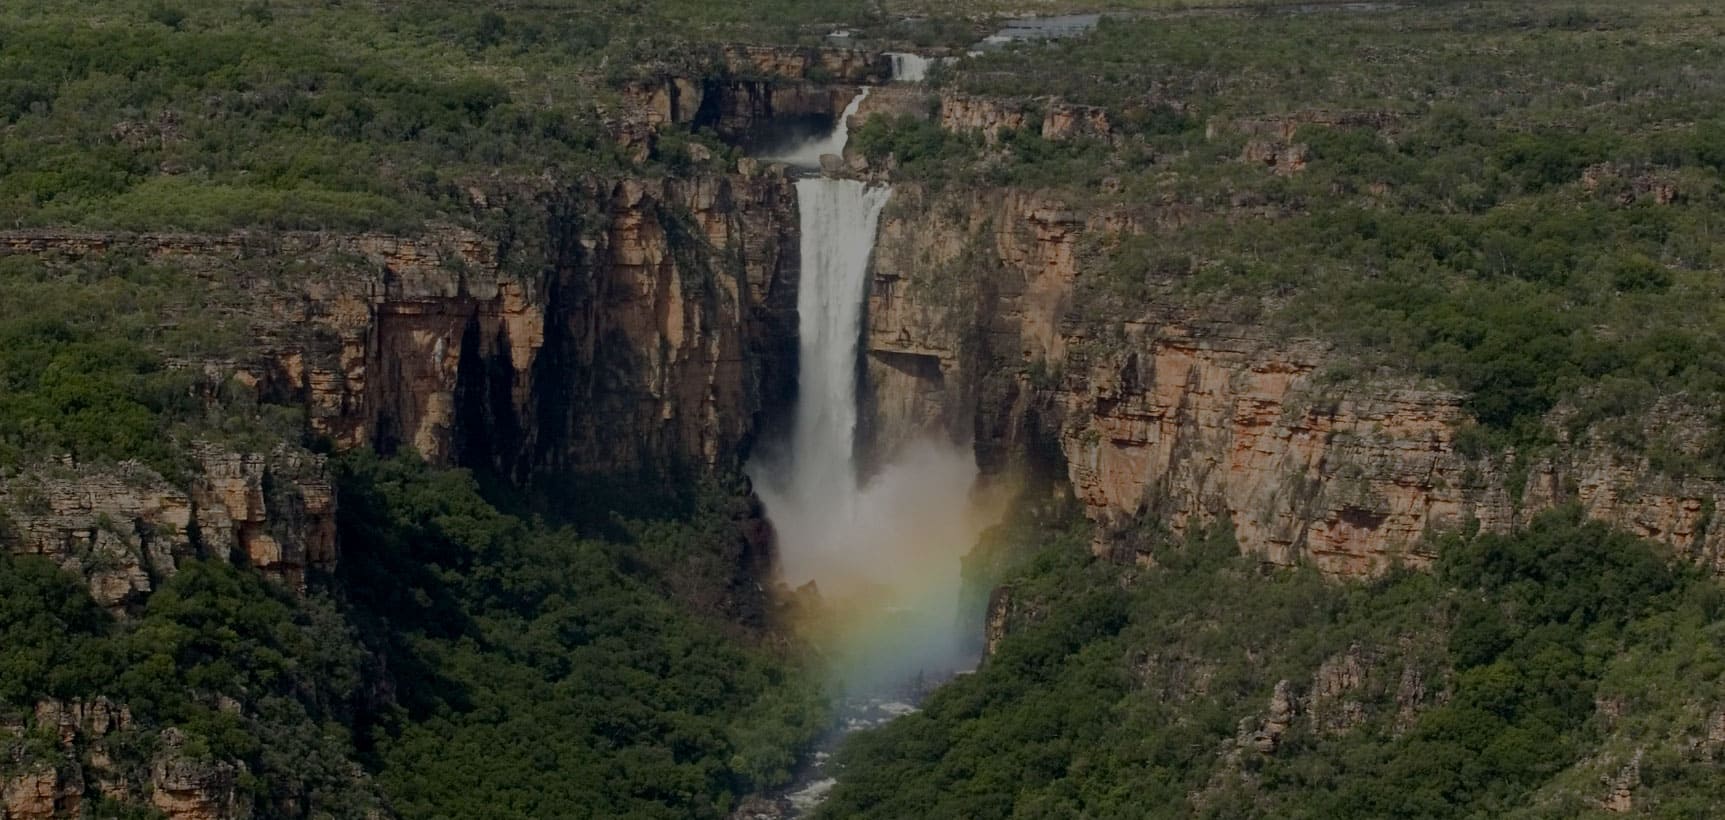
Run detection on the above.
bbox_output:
[7,72,1719,597]
[859,184,1725,577]
[0,172,805,595]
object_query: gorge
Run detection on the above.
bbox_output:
[5,2,1725,818]
[749,88,994,701]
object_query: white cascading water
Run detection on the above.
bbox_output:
[885,52,932,83]
[769,87,872,168]
[764,174,894,589]
[748,90,995,691]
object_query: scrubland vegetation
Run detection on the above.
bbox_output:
[855,1,1725,469]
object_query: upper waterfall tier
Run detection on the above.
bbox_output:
[766,87,871,169]
[886,52,932,82]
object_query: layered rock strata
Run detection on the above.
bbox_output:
[861,184,1725,576]
[1,172,800,484]
[621,45,890,146]
[2,703,250,820]
[0,444,333,605]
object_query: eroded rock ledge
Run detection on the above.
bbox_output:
[860,184,1725,577]
[1,171,804,596]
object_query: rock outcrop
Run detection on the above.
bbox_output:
[1601,748,1643,813]
[1210,111,1398,177]
[1040,103,1112,142]
[714,46,885,83]
[619,45,889,146]
[937,94,1031,142]
[853,89,1113,146]
[149,730,243,820]
[1,766,81,820]
[1307,646,1370,734]
[0,443,334,604]
[861,184,1725,577]
[628,77,856,144]
[1,171,801,623]
[2,699,134,819]
[1,171,801,488]
[1239,680,1297,754]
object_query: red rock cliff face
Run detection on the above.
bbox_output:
[0,172,801,595]
[852,90,1115,145]
[538,175,800,478]
[863,186,1725,576]
[4,172,798,478]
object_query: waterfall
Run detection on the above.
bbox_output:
[768,87,871,168]
[886,52,932,83]
[747,89,999,695]
[767,176,894,578]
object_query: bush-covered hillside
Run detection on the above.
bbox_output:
[822,506,1725,818]
[0,0,910,232]
[1,455,825,819]
[0,253,277,477]
[853,1,1725,469]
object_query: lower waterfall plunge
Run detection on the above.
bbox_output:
[747,95,997,694]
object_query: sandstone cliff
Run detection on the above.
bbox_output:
[0,170,803,819]
[851,89,1115,145]
[620,45,889,148]
[1,171,801,487]
[0,444,333,608]
[2,702,256,820]
[861,184,1725,577]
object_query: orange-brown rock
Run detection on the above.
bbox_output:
[1212,111,1396,177]
[938,93,1029,143]
[149,731,241,820]
[851,85,937,128]
[617,45,886,143]
[1602,749,1643,813]
[13,698,135,809]
[862,184,1725,577]
[625,77,854,141]
[1,172,800,488]
[983,586,1014,657]
[1242,139,1310,174]
[1,765,81,820]
[716,45,885,83]
[1041,103,1111,142]
[0,443,333,604]
[933,94,1112,144]
[1581,162,1681,206]
[1308,646,1370,733]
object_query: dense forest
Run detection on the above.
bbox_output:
[2,454,826,818]
[825,504,1725,818]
